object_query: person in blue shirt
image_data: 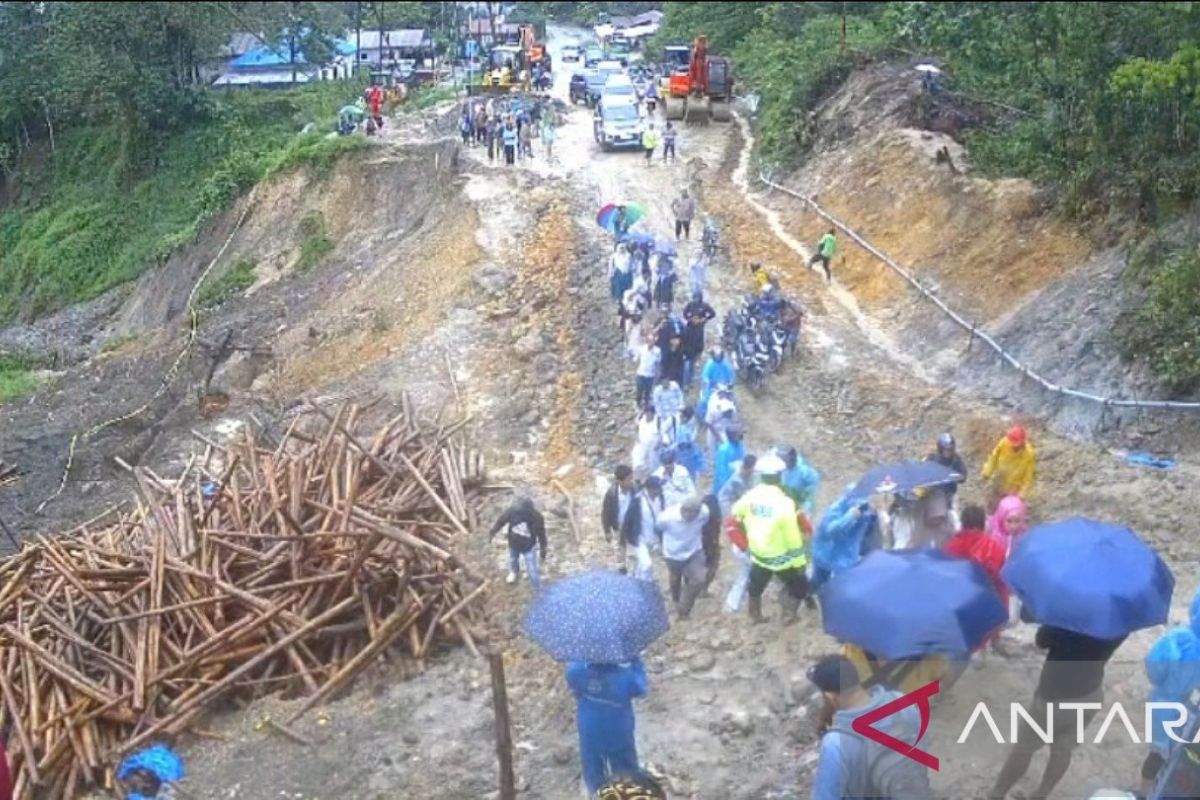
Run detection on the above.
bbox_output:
[566,658,649,795]
[699,347,735,414]
[1143,586,1200,795]
[714,426,745,496]
[811,485,881,591]
[779,446,819,513]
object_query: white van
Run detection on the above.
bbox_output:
[602,73,638,103]
[593,96,645,151]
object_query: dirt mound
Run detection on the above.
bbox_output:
[754,61,1200,445]
[0,137,467,543]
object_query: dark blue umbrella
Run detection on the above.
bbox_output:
[523,570,670,663]
[1001,518,1174,639]
[848,460,963,501]
[654,236,678,256]
[819,549,1007,658]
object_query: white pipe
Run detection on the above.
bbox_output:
[756,170,1200,411]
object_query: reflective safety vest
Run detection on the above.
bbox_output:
[731,484,808,571]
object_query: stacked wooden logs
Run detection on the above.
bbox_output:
[0,400,488,799]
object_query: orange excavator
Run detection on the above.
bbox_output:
[664,35,734,124]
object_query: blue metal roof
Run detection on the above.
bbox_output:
[230,37,356,68]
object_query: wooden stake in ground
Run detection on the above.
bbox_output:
[489,652,516,800]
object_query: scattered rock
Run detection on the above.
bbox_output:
[474,263,516,296]
[514,333,545,361]
[402,732,420,746]
[552,746,574,766]
[690,653,716,673]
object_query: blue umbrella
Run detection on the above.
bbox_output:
[1001,518,1174,639]
[819,549,1007,658]
[523,569,670,663]
[621,230,654,247]
[848,460,962,501]
[654,236,678,256]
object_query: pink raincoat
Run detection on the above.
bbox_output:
[986,495,1028,558]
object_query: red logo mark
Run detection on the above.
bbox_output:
[850,679,940,770]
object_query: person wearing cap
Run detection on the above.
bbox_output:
[729,453,811,624]
[981,425,1037,508]
[719,455,759,614]
[704,386,740,467]
[779,446,820,514]
[808,654,933,800]
[714,426,746,496]
[655,496,710,619]
[653,450,696,510]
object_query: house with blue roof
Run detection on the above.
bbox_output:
[213,36,358,88]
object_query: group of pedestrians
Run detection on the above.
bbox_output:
[461,96,557,166]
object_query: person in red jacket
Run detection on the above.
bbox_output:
[943,504,1008,605]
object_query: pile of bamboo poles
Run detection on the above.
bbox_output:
[0,400,488,798]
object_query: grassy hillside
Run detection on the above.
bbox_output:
[0,81,368,322]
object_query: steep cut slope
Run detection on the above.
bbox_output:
[759,62,1197,443]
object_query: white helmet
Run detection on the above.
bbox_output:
[755,453,787,476]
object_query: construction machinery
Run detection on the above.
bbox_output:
[519,25,551,73]
[663,36,734,123]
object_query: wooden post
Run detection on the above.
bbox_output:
[489,652,517,800]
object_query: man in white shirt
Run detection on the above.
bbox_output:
[655,496,709,619]
[704,386,740,464]
[653,449,695,510]
[634,341,660,411]
[652,375,684,421]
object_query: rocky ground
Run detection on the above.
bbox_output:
[8,24,1200,800]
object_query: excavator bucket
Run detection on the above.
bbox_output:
[710,101,732,122]
[664,96,686,121]
[684,95,711,124]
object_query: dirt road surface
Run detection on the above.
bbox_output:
[50,24,1200,800]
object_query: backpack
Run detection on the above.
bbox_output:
[832,716,934,800]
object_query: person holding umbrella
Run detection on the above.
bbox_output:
[990,518,1173,800]
[567,657,649,796]
[523,571,668,797]
[810,485,883,592]
[729,453,811,624]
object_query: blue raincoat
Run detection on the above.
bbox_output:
[698,356,735,419]
[714,440,745,497]
[782,456,821,513]
[812,486,880,575]
[567,659,649,794]
[1147,587,1200,756]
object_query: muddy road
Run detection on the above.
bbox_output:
[25,23,1200,800]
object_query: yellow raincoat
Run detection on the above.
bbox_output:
[731,484,808,572]
[843,644,953,694]
[980,437,1036,498]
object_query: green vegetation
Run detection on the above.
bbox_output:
[295,212,335,273]
[0,82,366,322]
[0,357,40,403]
[412,86,460,110]
[196,257,259,310]
[1121,246,1200,394]
[541,2,660,25]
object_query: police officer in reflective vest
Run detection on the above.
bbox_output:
[730,452,812,624]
